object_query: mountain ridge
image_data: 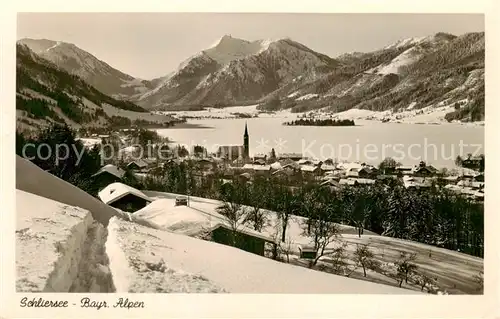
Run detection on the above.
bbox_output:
[18,32,485,121]
[15,43,159,134]
[18,38,155,100]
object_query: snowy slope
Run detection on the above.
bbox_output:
[140,191,483,294]
[108,217,414,293]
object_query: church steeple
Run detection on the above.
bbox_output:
[243,122,249,160]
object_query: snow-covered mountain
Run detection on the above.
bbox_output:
[259,32,484,122]
[136,35,339,109]
[15,44,170,134]
[18,38,154,100]
[19,32,484,122]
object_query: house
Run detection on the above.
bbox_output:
[346,166,375,178]
[412,165,437,177]
[98,182,152,213]
[297,245,317,259]
[240,164,271,176]
[277,153,303,161]
[442,175,461,184]
[338,162,363,171]
[270,161,282,171]
[300,165,322,180]
[92,164,125,180]
[320,179,341,191]
[461,155,484,170]
[217,145,245,161]
[473,173,484,182]
[298,159,314,165]
[396,166,414,175]
[91,164,126,189]
[320,164,336,172]
[402,176,432,189]
[376,175,398,182]
[253,153,267,161]
[254,165,272,176]
[323,158,335,166]
[253,159,267,165]
[207,223,276,256]
[239,172,252,182]
[350,178,376,185]
[339,178,358,186]
[127,159,149,171]
[193,158,216,171]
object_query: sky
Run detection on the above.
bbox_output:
[17,13,484,80]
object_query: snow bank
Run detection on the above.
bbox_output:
[16,156,118,226]
[134,199,223,235]
[107,217,413,293]
[107,217,226,293]
[16,156,159,230]
[16,190,114,292]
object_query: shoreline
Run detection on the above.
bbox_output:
[162,122,213,129]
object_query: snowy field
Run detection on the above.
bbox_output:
[108,216,413,293]
[322,105,478,125]
[15,157,416,294]
[102,104,174,123]
[140,191,484,294]
[156,104,294,119]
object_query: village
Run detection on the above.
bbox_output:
[54,122,485,294]
[82,123,485,214]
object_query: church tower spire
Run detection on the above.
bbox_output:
[243,122,249,160]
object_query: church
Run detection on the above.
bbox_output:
[216,122,250,162]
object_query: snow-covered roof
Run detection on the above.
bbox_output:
[119,146,139,154]
[298,159,313,165]
[300,165,318,172]
[91,164,125,179]
[134,196,274,243]
[350,178,376,185]
[320,164,336,171]
[127,159,149,169]
[242,164,271,171]
[338,162,363,171]
[98,182,151,206]
[277,153,303,159]
[339,179,357,186]
[270,162,282,170]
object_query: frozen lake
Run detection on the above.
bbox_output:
[156,117,484,168]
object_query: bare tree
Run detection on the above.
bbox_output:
[328,242,349,275]
[280,234,295,263]
[395,252,418,287]
[244,177,270,232]
[271,185,299,242]
[354,244,376,277]
[302,203,341,268]
[216,182,248,246]
[416,272,437,292]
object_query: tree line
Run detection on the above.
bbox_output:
[283,118,355,126]
[144,163,484,258]
[16,123,484,259]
